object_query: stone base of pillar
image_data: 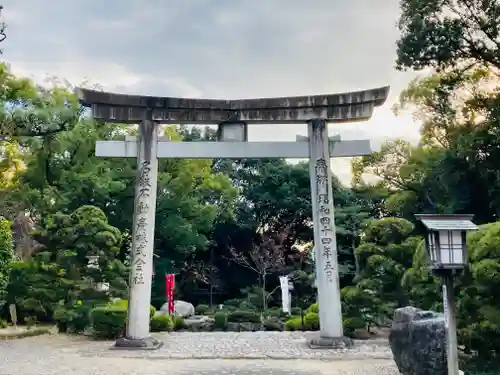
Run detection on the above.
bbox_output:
[308,336,354,349]
[113,336,163,350]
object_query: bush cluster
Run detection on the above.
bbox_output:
[284,311,319,331]
[90,299,159,339]
[213,311,227,330]
[150,314,173,332]
[195,304,210,315]
[172,315,187,330]
[263,318,282,331]
[227,310,261,323]
[81,299,372,337]
[90,306,127,339]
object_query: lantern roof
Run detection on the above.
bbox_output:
[415,214,477,231]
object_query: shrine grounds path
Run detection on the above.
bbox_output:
[0,332,399,375]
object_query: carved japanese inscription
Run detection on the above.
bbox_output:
[132,160,153,285]
[315,157,335,283]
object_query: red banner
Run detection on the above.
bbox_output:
[165,274,175,314]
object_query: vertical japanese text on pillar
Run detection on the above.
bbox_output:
[132,160,152,285]
[315,158,335,283]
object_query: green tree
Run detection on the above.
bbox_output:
[7,252,64,322]
[228,229,287,311]
[401,239,442,311]
[396,0,500,71]
[0,75,237,304]
[355,217,420,314]
[8,206,127,330]
[458,221,500,358]
[0,63,80,138]
[149,126,237,305]
[353,67,500,224]
[0,216,13,310]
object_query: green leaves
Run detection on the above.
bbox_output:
[0,217,13,309]
[0,63,80,138]
[396,0,500,71]
[354,218,420,314]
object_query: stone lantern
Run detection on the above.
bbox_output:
[415,214,477,275]
[415,214,477,375]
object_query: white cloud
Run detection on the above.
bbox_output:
[2,0,422,184]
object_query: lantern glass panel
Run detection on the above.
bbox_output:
[427,232,438,263]
[438,230,463,265]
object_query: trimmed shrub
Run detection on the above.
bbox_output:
[284,316,302,331]
[224,298,242,307]
[290,307,301,315]
[227,310,261,323]
[343,317,366,337]
[263,308,282,318]
[150,314,173,332]
[238,300,257,311]
[0,318,7,328]
[90,306,127,339]
[53,301,92,333]
[306,303,319,314]
[263,318,282,331]
[284,314,298,321]
[304,312,320,330]
[195,304,210,315]
[109,299,156,318]
[172,315,187,331]
[213,311,227,330]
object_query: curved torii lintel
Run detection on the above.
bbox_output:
[76,86,390,124]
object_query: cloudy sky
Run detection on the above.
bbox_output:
[3,0,423,184]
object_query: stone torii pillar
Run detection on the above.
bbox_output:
[77,86,390,350]
[307,119,345,347]
[114,112,162,349]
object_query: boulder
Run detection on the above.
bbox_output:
[389,306,447,375]
[184,315,214,332]
[226,322,262,332]
[227,322,240,332]
[159,300,195,318]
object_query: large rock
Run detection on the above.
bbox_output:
[389,306,447,375]
[184,315,214,332]
[160,300,195,318]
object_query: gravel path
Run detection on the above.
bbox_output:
[0,332,399,375]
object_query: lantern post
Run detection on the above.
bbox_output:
[415,214,477,375]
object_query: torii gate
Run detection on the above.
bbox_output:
[77,86,389,350]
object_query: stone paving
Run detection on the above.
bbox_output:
[0,332,399,375]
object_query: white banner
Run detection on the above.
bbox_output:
[279,276,290,313]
